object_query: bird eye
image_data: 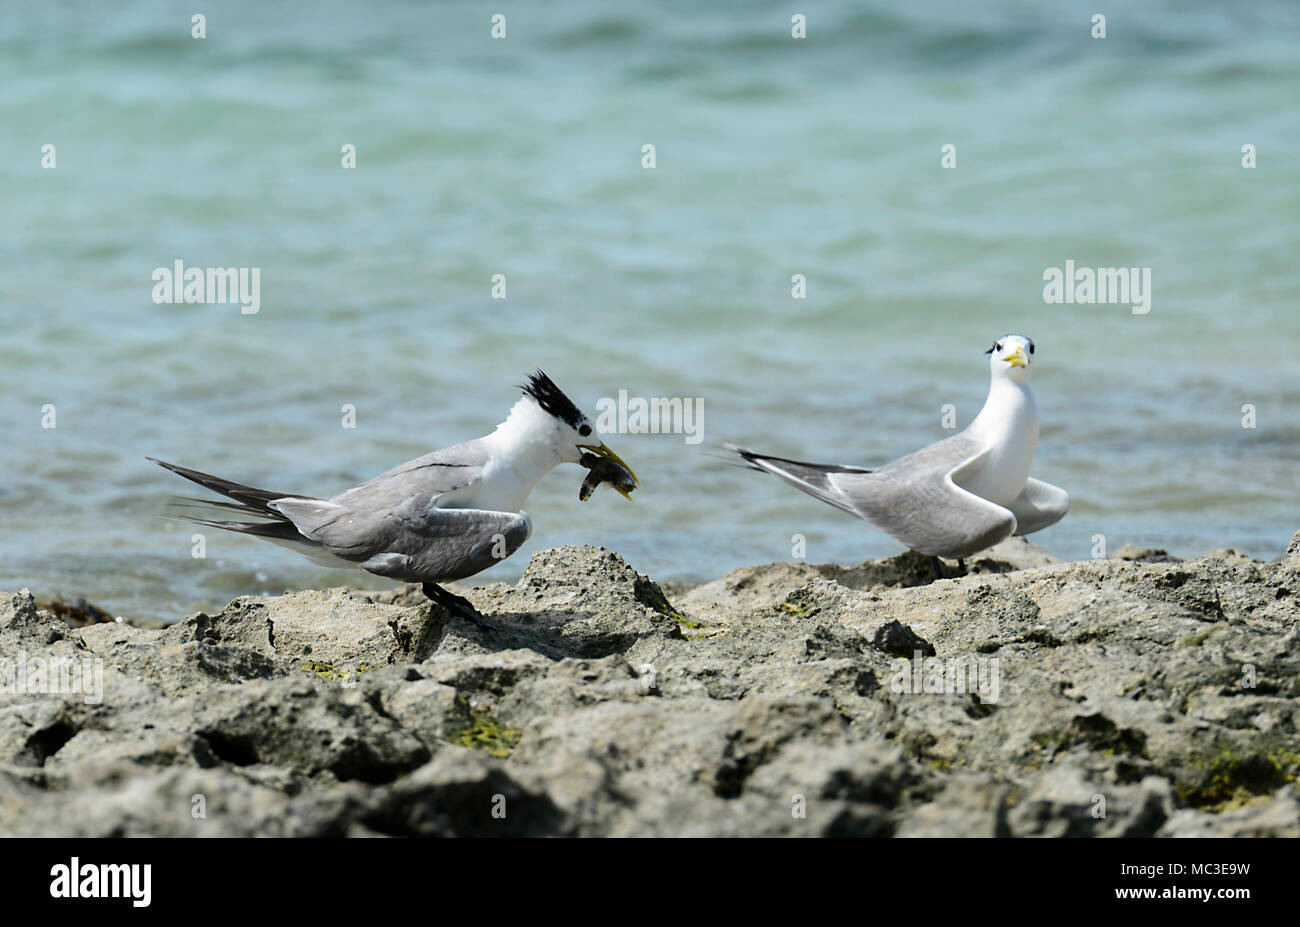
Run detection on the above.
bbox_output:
[1028,343,1035,354]
[995,342,1003,352]
[579,424,592,437]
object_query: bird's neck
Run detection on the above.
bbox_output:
[969,376,1037,438]
[476,399,565,511]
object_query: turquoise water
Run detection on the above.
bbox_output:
[2,2,1298,622]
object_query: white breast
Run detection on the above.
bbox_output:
[959,383,1039,507]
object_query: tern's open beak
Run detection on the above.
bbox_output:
[1004,348,1028,368]
[577,442,640,499]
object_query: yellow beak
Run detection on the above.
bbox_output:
[577,442,640,500]
[1004,348,1028,368]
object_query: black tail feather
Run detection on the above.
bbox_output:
[147,457,315,518]
[720,441,872,475]
[175,514,305,540]
[169,497,284,518]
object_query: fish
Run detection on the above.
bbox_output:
[578,452,638,502]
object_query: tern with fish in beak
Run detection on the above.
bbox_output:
[150,371,638,626]
[724,335,1068,579]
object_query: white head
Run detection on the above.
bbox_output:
[502,371,638,485]
[985,334,1035,384]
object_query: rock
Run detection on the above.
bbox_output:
[897,772,1010,837]
[161,587,440,670]
[0,699,84,767]
[1159,786,1300,837]
[970,536,1064,572]
[1113,545,1183,563]
[1005,764,1173,837]
[355,748,568,837]
[3,535,1298,836]
[0,766,307,837]
[2,589,81,653]
[46,676,430,786]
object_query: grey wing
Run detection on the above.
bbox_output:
[272,494,531,583]
[1008,477,1069,536]
[829,440,1017,558]
[265,439,517,582]
[329,439,491,510]
[728,436,1017,559]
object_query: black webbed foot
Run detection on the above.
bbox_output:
[422,582,490,629]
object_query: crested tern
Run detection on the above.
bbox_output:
[725,335,1068,577]
[151,371,638,622]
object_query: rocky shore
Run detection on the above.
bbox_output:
[2,534,1298,837]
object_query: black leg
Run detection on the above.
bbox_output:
[422,582,490,629]
[931,557,944,581]
[958,558,966,573]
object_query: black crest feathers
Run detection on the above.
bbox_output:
[520,370,585,429]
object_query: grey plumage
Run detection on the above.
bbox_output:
[149,451,530,584]
[724,437,1020,559]
[721,333,1069,561]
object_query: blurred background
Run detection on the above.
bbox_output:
[1,1,1297,622]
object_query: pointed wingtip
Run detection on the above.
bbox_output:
[703,444,764,471]
[718,440,758,462]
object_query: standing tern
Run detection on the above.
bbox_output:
[151,371,638,623]
[724,335,1068,577]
